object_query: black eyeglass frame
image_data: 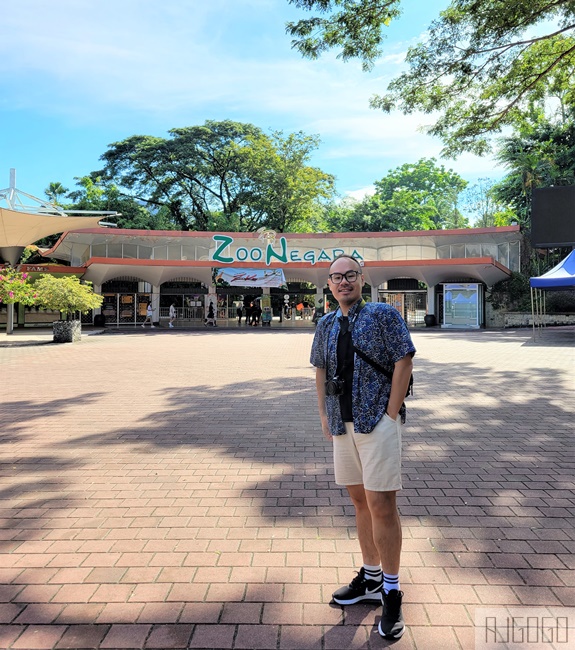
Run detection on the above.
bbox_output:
[328,270,361,284]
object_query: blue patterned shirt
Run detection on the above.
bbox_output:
[310,301,415,435]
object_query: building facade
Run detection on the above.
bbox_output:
[11,226,521,329]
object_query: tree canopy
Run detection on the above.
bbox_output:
[94,120,334,233]
[67,176,174,231]
[34,275,103,321]
[324,158,468,232]
[492,114,575,227]
[287,0,575,155]
[0,269,37,306]
[238,131,335,232]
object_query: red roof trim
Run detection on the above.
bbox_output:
[56,225,521,240]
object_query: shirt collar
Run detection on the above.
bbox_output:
[336,299,364,320]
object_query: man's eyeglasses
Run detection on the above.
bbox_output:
[328,270,361,284]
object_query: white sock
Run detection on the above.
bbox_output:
[383,573,400,594]
[363,564,383,582]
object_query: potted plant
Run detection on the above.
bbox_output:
[0,268,38,334]
[34,275,103,343]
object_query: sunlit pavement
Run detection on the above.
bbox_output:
[0,327,573,649]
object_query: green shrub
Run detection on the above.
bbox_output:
[487,272,532,312]
[545,290,575,314]
[34,275,103,321]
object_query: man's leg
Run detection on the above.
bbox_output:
[330,483,383,605]
[331,428,384,606]
[346,484,380,566]
[364,490,401,574]
[365,489,405,639]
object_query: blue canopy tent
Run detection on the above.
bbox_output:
[530,249,575,334]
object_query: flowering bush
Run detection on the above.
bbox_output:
[34,274,103,321]
[0,268,38,306]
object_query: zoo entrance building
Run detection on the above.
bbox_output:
[17,225,521,329]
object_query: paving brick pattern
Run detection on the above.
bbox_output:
[0,327,573,648]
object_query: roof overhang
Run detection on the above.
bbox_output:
[80,256,511,289]
[361,258,511,288]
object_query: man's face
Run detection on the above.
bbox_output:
[327,257,364,308]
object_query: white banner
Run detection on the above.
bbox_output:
[214,268,287,288]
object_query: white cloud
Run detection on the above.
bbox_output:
[0,0,506,196]
[345,186,376,201]
[0,0,399,123]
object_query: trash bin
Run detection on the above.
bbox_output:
[94,314,106,327]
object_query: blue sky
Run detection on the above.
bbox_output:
[0,0,505,204]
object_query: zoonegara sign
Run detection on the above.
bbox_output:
[210,235,364,266]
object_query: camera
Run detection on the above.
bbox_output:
[325,376,345,396]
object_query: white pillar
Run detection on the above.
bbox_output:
[93,285,102,316]
[152,285,160,324]
[371,285,379,303]
[427,285,435,315]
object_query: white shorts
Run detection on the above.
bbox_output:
[333,414,402,492]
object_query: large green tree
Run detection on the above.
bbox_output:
[67,176,174,230]
[287,0,575,155]
[95,121,334,233]
[326,158,468,232]
[238,131,335,232]
[96,120,263,231]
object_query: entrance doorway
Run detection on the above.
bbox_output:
[160,281,207,325]
[379,291,427,327]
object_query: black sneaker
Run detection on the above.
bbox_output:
[332,568,383,605]
[378,589,405,639]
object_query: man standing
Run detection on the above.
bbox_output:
[310,254,415,640]
[169,302,177,328]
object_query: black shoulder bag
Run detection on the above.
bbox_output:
[352,302,413,398]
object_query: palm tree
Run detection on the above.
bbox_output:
[44,182,69,206]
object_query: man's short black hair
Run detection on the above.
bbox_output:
[328,254,363,273]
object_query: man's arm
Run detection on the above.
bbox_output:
[386,354,413,420]
[315,367,332,441]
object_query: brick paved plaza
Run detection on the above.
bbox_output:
[0,327,573,649]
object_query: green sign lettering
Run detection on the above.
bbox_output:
[266,237,288,264]
[212,235,234,263]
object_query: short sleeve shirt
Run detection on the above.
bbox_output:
[310,301,416,435]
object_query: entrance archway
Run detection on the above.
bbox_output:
[160,280,207,324]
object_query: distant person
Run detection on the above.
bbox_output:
[236,304,243,325]
[251,301,261,326]
[245,302,253,326]
[205,301,216,327]
[142,302,155,328]
[169,303,177,328]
